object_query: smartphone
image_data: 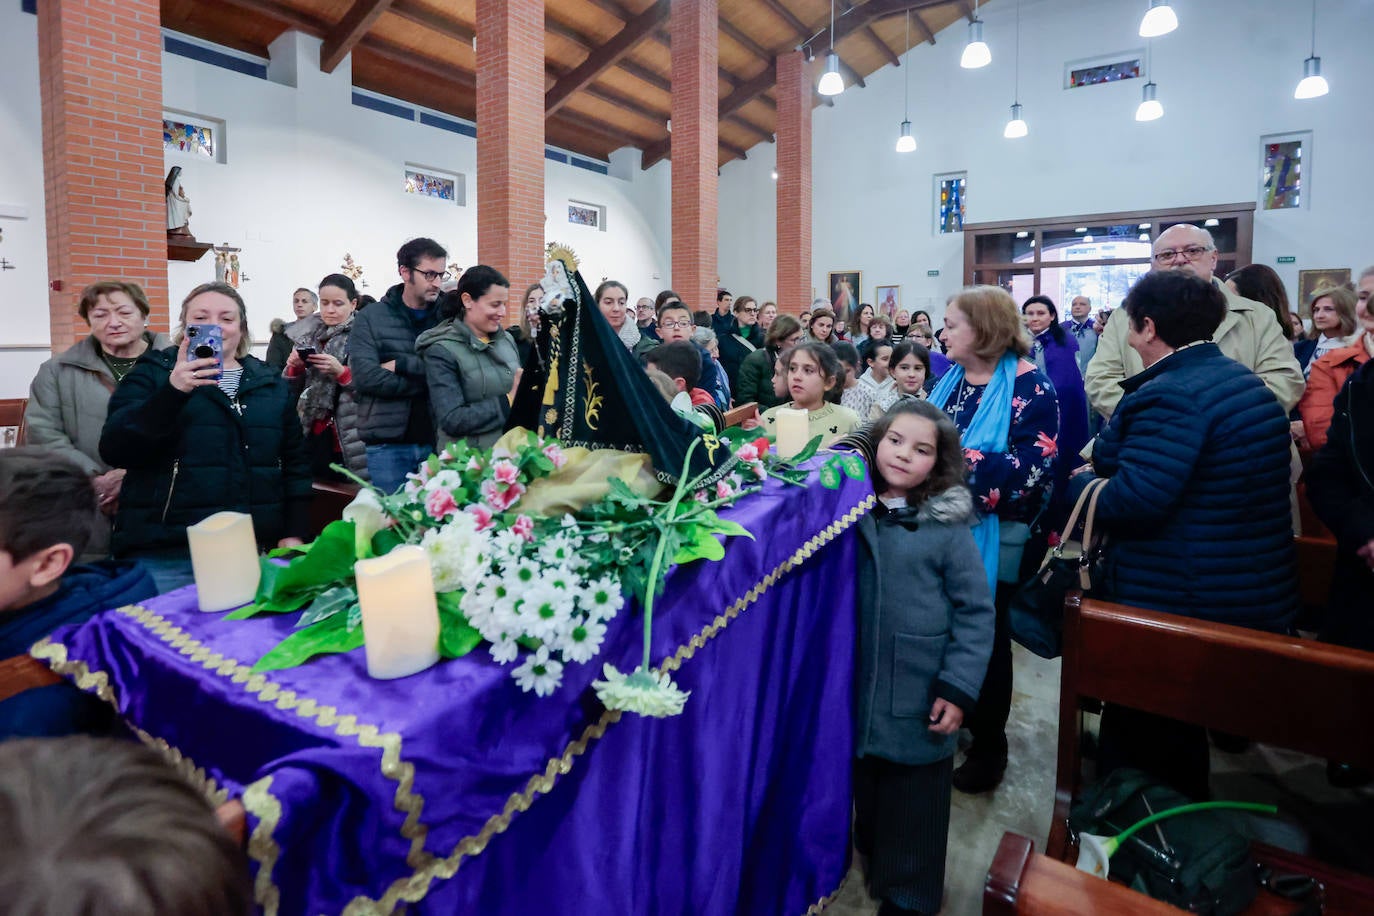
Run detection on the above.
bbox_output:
[295,345,318,363]
[186,323,223,374]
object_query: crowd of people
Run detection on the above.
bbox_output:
[3,228,1373,915]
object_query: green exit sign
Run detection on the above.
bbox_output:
[927,270,940,277]
[1277,256,1296,264]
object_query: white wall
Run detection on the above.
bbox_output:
[0,12,674,395]
[719,0,1374,324]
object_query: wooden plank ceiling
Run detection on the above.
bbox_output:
[161,0,972,168]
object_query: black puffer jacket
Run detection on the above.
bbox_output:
[349,284,438,445]
[99,348,312,556]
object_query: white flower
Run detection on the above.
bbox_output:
[538,535,577,567]
[426,469,463,494]
[489,635,520,665]
[420,513,489,593]
[520,581,575,642]
[582,578,624,622]
[512,647,563,696]
[592,664,690,717]
[342,488,389,557]
[1074,833,1119,878]
[559,618,606,664]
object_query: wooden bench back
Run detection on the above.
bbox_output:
[984,832,1181,915]
[0,397,27,446]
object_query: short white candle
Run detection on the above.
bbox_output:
[188,511,262,612]
[774,406,810,459]
[355,546,441,680]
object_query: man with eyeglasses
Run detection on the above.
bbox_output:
[1085,224,1303,423]
[350,237,448,493]
[656,300,728,409]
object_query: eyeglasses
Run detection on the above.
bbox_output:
[659,320,694,330]
[1152,245,1215,264]
[408,267,452,282]
[740,307,760,314]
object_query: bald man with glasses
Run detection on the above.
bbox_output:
[1085,224,1304,421]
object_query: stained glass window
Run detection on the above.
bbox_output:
[936,173,967,234]
[568,204,599,228]
[404,169,456,201]
[1069,59,1141,88]
[163,118,214,158]
[1260,136,1305,210]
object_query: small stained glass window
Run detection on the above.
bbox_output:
[568,204,599,228]
[405,169,456,201]
[1068,59,1141,88]
[935,173,967,235]
[1260,135,1306,211]
[163,118,214,158]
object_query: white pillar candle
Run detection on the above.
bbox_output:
[188,511,262,612]
[355,545,441,680]
[773,406,810,459]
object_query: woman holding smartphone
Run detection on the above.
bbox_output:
[284,274,369,482]
[100,282,312,592]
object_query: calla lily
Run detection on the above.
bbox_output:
[342,488,387,559]
[1075,832,1118,878]
[1075,800,1278,880]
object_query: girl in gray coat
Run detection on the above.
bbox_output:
[854,400,995,915]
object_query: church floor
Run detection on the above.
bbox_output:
[824,644,1374,915]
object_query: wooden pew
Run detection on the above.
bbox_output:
[1048,592,1374,912]
[984,832,1180,915]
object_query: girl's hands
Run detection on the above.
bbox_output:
[927,698,963,735]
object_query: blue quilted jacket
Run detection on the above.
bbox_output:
[1090,343,1297,631]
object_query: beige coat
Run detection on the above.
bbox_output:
[1085,278,1304,420]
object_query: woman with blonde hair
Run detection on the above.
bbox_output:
[1300,280,1374,449]
[1294,285,1359,378]
[930,285,1058,794]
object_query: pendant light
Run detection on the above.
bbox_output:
[1294,0,1329,99]
[1003,0,1027,138]
[817,0,844,96]
[1138,0,1178,38]
[960,0,991,69]
[1135,42,1163,121]
[895,11,916,152]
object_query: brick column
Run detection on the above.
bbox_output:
[775,50,812,316]
[476,0,544,290]
[670,0,718,314]
[39,0,168,349]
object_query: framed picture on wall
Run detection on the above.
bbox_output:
[827,270,861,326]
[875,285,901,319]
[1297,268,1351,312]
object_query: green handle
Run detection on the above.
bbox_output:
[1116,801,1278,847]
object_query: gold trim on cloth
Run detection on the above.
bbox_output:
[343,493,877,915]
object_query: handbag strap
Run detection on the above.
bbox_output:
[1058,477,1107,548]
[1080,476,1108,553]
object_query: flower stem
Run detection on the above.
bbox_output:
[639,438,701,671]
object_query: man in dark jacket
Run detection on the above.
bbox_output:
[350,237,447,493]
[0,449,157,739]
[1085,269,1297,799]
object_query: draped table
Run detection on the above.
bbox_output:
[35,472,873,916]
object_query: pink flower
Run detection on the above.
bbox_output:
[982,489,1001,510]
[466,456,484,473]
[964,448,985,464]
[482,479,526,512]
[716,480,735,500]
[492,459,520,486]
[543,443,568,469]
[425,487,458,521]
[1036,431,1058,457]
[737,444,759,463]
[511,515,535,541]
[693,490,710,504]
[466,503,495,532]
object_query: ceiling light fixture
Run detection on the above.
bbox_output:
[771,169,778,180]
[1138,0,1178,38]
[960,0,991,69]
[1294,0,1329,99]
[1135,42,1163,121]
[817,0,845,96]
[895,11,916,152]
[1003,0,1026,138]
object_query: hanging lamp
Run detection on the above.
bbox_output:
[1138,0,1178,38]
[960,0,991,69]
[817,0,844,96]
[895,11,916,152]
[1294,0,1329,99]
[1003,0,1027,138]
[1135,41,1163,121]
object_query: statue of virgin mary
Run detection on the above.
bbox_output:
[165,166,192,236]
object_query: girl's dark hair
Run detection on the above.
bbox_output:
[869,399,966,503]
[594,280,628,302]
[1225,264,1293,341]
[846,302,874,337]
[441,264,509,320]
[888,340,932,377]
[786,341,843,393]
[317,273,358,302]
[832,340,861,372]
[862,338,894,366]
[912,310,932,326]
[1022,295,1067,345]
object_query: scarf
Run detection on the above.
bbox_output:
[927,351,1019,593]
[299,316,354,425]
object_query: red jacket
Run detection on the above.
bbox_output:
[1299,337,1372,449]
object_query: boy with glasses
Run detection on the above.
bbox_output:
[657,302,728,409]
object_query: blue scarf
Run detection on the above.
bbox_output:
[928,352,1019,593]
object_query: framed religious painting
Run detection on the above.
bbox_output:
[827,270,861,326]
[1298,268,1351,312]
[874,285,901,319]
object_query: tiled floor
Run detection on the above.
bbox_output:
[823,644,1374,915]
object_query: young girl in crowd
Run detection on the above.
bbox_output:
[758,342,861,447]
[863,317,894,361]
[888,340,931,403]
[853,400,995,916]
[835,342,872,418]
[856,341,898,418]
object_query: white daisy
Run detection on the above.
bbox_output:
[512,647,563,696]
[559,618,607,664]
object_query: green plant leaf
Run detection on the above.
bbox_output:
[789,435,824,465]
[266,542,309,558]
[252,614,365,672]
[839,454,867,480]
[706,517,754,540]
[436,591,482,659]
[371,526,406,557]
[294,585,358,629]
[346,601,362,632]
[224,602,263,621]
[819,463,843,489]
[269,521,356,596]
[672,523,726,563]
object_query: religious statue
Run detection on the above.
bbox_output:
[214,250,228,283]
[538,245,578,317]
[228,253,241,288]
[165,166,193,237]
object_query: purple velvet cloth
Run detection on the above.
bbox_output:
[46,470,872,916]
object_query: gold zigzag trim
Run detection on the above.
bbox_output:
[243,776,283,916]
[342,492,876,915]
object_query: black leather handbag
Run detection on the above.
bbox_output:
[1008,476,1107,659]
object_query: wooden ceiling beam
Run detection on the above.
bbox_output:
[720,18,773,61]
[759,0,811,38]
[545,0,670,117]
[546,16,673,96]
[321,0,395,73]
[865,25,901,68]
[912,10,938,45]
[216,0,327,35]
[389,0,474,44]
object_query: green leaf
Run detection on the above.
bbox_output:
[789,435,824,465]
[294,585,358,629]
[266,542,309,558]
[224,602,263,621]
[819,463,843,489]
[607,477,647,507]
[705,517,754,540]
[436,591,482,659]
[252,614,365,672]
[272,520,357,596]
[346,601,362,632]
[839,454,867,481]
[671,523,726,563]
[371,526,406,557]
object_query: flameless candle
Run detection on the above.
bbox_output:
[773,406,810,459]
[355,546,441,680]
[188,511,262,612]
